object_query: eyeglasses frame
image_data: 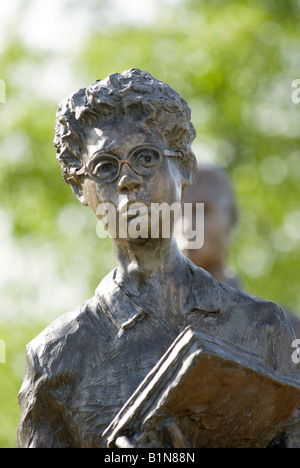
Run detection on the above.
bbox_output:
[74,144,183,183]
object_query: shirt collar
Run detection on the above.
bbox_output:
[186,259,222,315]
[95,270,149,330]
[95,260,222,330]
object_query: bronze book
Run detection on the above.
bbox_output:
[103,327,300,448]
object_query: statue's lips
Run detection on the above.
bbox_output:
[119,201,151,219]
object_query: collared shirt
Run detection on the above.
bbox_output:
[17,260,300,448]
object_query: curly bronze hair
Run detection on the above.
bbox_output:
[54,68,197,191]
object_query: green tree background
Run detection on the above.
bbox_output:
[0,0,300,447]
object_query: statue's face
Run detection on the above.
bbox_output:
[80,120,183,240]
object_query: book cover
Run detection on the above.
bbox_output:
[103,327,300,448]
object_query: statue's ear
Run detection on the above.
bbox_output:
[177,150,197,190]
[65,171,88,206]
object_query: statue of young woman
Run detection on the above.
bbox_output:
[17,69,300,448]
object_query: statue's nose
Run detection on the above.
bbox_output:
[117,164,142,193]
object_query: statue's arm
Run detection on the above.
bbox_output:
[17,343,71,448]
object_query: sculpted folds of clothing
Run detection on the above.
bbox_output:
[17,262,299,448]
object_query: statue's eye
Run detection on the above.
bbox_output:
[91,158,118,181]
[133,149,160,169]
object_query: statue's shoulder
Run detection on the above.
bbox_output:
[190,261,289,326]
[25,295,108,374]
[217,279,289,327]
[189,263,297,378]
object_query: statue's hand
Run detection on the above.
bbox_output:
[113,418,187,448]
[115,436,136,448]
[164,419,187,448]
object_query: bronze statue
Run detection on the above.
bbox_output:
[17,69,300,448]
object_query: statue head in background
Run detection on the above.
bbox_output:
[175,163,239,285]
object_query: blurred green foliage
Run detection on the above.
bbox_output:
[1,0,300,447]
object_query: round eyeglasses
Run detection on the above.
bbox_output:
[75,145,182,183]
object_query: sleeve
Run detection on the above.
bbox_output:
[17,342,72,448]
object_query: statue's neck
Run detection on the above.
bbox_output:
[112,236,190,302]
